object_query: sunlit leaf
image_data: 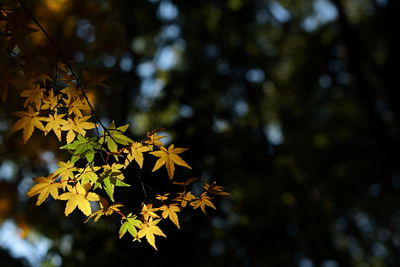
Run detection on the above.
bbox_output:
[159,204,180,229]
[58,182,100,216]
[10,107,46,143]
[150,144,191,179]
[137,218,166,250]
[27,175,62,205]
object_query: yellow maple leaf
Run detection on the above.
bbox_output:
[61,116,96,143]
[60,86,81,97]
[137,218,166,250]
[190,192,217,215]
[58,182,100,216]
[26,175,62,205]
[10,107,46,143]
[63,95,91,117]
[43,113,67,141]
[140,203,159,221]
[85,200,124,223]
[20,84,44,109]
[140,203,160,221]
[145,132,166,149]
[150,144,191,179]
[155,193,170,201]
[53,161,77,188]
[41,89,61,110]
[173,192,196,208]
[159,204,181,229]
[123,142,150,168]
[102,163,125,180]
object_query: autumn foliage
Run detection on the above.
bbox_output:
[1,1,228,250]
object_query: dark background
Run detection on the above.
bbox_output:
[1,0,400,266]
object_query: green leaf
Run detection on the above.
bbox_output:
[79,168,99,184]
[60,134,100,163]
[101,170,130,202]
[85,150,95,163]
[71,155,80,163]
[99,121,134,154]
[119,215,142,239]
[103,176,114,201]
[114,178,130,187]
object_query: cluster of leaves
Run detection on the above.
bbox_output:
[1,1,228,250]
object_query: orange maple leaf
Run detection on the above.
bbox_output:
[190,192,216,214]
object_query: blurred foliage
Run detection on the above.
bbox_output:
[2,0,400,266]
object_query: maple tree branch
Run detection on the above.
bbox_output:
[115,209,127,219]
[16,0,118,145]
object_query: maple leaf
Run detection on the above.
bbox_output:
[159,204,181,229]
[10,107,46,143]
[155,193,170,201]
[173,192,196,208]
[26,175,62,205]
[100,121,133,154]
[60,86,81,97]
[190,192,217,215]
[95,164,129,202]
[204,183,230,196]
[43,113,67,141]
[137,218,166,250]
[123,142,150,168]
[63,95,91,117]
[150,144,192,179]
[77,166,100,185]
[58,182,100,216]
[119,214,142,239]
[86,201,124,223]
[140,203,159,221]
[41,89,61,110]
[52,161,77,188]
[60,134,100,163]
[145,132,166,149]
[20,84,44,109]
[61,116,96,143]
[102,163,125,179]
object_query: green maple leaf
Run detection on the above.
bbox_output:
[60,134,101,163]
[77,166,100,184]
[119,213,142,239]
[95,164,130,202]
[100,121,133,154]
